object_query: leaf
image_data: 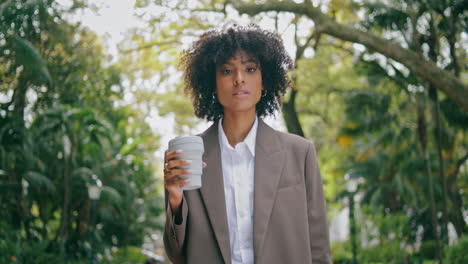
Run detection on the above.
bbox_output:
[337,135,353,148]
[98,206,116,221]
[100,186,123,206]
[24,171,57,195]
[441,98,468,129]
[71,167,95,182]
[12,36,53,87]
[362,2,409,31]
[0,0,16,20]
[35,118,61,136]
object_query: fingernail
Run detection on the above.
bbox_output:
[185,160,192,164]
[175,150,182,153]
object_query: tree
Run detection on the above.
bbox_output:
[228,0,468,111]
[0,0,163,261]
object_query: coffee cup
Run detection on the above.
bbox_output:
[168,136,204,190]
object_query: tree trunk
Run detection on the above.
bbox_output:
[448,182,468,237]
[58,134,74,256]
[426,15,449,247]
[231,0,468,112]
[280,23,316,138]
[447,154,468,237]
[429,87,449,246]
[9,75,27,232]
[282,88,304,137]
[78,199,90,236]
[416,100,442,263]
[12,76,27,123]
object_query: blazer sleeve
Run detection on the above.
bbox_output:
[304,142,332,264]
[163,191,188,264]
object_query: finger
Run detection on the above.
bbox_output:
[202,162,207,168]
[165,177,190,187]
[164,168,192,181]
[167,159,192,170]
[178,179,190,187]
[165,150,182,162]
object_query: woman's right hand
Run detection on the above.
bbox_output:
[164,150,192,214]
[164,150,207,214]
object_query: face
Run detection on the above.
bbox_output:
[215,50,263,116]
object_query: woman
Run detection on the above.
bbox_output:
[163,24,330,264]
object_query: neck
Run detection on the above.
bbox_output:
[222,111,257,147]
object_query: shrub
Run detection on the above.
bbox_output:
[359,242,406,263]
[418,240,436,260]
[445,235,468,264]
[331,241,353,263]
[0,235,61,264]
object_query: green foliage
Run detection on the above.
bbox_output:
[355,207,412,263]
[440,99,468,129]
[445,235,468,264]
[24,171,57,196]
[294,44,360,201]
[359,242,407,263]
[11,37,53,86]
[362,2,410,32]
[0,0,163,262]
[418,240,437,260]
[0,224,61,264]
[108,246,148,264]
[341,91,393,136]
[331,241,353,263]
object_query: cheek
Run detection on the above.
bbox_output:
[215,79,228,96]
[254,75,263,96]
[215,76,225,93]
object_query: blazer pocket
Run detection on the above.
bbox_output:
[277,182,304,193]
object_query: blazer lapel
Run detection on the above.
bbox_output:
[253,120,285,261]
[199,123,231,263]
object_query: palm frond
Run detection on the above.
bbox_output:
[24,171,57,195]
[98,206,116,222]
[100,186,123,206]
[71,167,95,182]
[12,36,53,87]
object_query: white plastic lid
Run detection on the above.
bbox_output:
[168,136,204,149]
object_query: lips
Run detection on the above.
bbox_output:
[232,90,249,96]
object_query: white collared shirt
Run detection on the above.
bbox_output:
[218,117,257,264]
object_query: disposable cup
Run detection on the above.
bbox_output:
[168,136,204,190]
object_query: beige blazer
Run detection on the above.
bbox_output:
[164,119,331,264]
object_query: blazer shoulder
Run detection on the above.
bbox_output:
[274,130,315,154]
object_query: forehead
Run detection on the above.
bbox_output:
[219,50,259,65]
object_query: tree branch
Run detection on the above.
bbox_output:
[119,40,180,53]
[296,27,319,60]
[449,153,468,180]
[229,0,468,112]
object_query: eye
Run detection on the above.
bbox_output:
[221,69,232,75]
[247,67,257,72]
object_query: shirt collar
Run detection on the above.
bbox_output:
[218,116,258,157]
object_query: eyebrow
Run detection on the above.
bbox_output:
[222,59,259,66]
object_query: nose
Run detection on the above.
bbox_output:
[234,70,245,85]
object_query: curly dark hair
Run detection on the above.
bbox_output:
[180,24,294,121]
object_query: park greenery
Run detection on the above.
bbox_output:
[1,0,467,263]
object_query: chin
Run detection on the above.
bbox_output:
[229,109,257,115]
